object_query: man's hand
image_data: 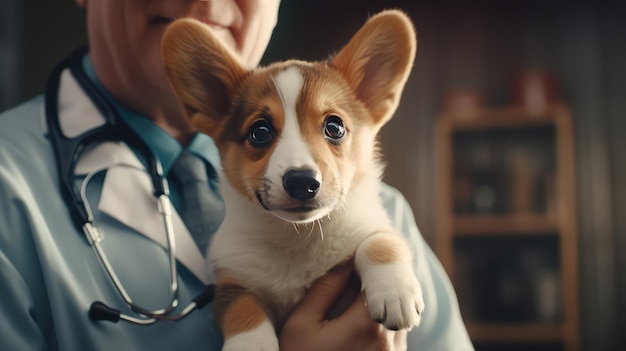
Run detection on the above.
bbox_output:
[280,261,407,351]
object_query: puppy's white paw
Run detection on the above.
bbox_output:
[362,265,425,331]
[222,320,279,351]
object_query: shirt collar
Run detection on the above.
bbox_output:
[81,54,222,176]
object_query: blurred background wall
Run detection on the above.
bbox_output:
[1,0,624,350]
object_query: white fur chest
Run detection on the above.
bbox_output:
[208,176,390,323]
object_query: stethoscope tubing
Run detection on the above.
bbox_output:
[45,48,215,325]
[80,164,179,317]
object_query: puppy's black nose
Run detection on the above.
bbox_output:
[283,169,320,201]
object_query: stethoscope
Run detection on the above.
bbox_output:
[45,48,215,325]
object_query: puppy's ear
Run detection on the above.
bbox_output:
[162,18,247,134]
[332,10,417,127]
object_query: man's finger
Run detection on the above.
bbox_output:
[295,260,354,322]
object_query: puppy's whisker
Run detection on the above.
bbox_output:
[293,222,302,235]
[317,219,324,242]
[303,222,316,242]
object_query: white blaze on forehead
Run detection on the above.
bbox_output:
[267,66,318,180]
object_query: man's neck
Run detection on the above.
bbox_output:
[149,107,198,147]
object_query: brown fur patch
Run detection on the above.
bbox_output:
[365,236,405,264]
[331,10,416,127]
[215,270,241,286]
[213,271,269,338]
[221,293,268,339]
[217,67,287,203]
[162,18,247,124]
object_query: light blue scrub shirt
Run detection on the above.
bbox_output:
[0,53,473,350]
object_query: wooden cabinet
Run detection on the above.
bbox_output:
[435,103,579,351]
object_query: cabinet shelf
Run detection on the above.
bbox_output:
[447,106,565,131]
[467,322,562,343]
[454,214,559,235]
[436,101,579,350]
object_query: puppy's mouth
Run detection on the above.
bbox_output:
[283,206,319,213]
[256,191,271,210]
[256,191,319,212]
[255,191,328,223]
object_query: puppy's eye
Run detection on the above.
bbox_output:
[248,119,274,147]
[324,115,346,142]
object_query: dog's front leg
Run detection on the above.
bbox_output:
[355,232,425,331]
[213,271,278,351]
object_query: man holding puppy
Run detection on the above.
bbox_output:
[0,0,472,350]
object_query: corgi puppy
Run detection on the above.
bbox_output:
[162,10,423,351]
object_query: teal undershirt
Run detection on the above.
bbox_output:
[80,54,223,209]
